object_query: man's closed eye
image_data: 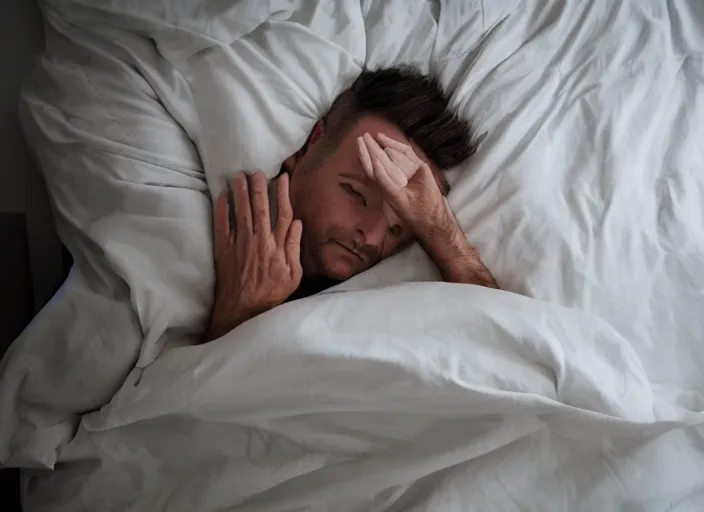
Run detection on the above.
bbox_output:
[342,183,367,208]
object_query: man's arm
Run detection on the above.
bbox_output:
[357,132,498,289]
[204,172,302,342]
[415,204,498,288]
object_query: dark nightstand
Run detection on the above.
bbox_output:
[0,212,34,356]
[0,212,33,512]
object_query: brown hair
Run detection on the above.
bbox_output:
[322,66,477,172]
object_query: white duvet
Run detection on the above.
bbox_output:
[2,0,704,510]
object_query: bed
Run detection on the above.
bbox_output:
[1,0,704,510]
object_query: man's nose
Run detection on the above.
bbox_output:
[355,214,387,250]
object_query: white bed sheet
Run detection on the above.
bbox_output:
[1,0,704,510]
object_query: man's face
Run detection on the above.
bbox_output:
[287,115,443,281]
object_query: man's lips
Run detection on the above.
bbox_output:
[333,241,365,262]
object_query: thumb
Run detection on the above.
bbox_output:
[406,161,448,203]
[406,160,433,188]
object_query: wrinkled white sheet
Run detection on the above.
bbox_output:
[2,0,704,510]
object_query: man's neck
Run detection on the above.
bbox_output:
[286,275,339,302]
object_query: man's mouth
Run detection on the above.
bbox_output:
[333,241,365,262]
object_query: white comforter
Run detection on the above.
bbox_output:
[2,0,704,510]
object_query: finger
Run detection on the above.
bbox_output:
[363,133,408,189]
[377,132,418,160]
[285,219,303,284]
[232,172,253,235]
[365,134,408,188]
[385,145,435,191]
[365,141,405,193]
[356,136,374,181]
[385,147,419,181]
[250,171,271,234]
[377,133,427,178]
[213,191,232,254]
[274,173,294,246]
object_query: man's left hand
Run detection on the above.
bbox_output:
[357,132,498,288]
[356,132,453,238]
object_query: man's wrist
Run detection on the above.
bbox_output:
[416,203,498,288]
[204,316,239,342]
[411,198,454,244]
[413,199,459,253]
[203,302,249,342]
[203,296,284,342]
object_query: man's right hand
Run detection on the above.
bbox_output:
[204,171,303,342]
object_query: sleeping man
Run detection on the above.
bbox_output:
[204,67,497,341]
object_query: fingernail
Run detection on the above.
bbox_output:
[395,172,408,188]
[357,137,366,154]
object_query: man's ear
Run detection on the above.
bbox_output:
[308,120,324,146]
[283,120,325,173]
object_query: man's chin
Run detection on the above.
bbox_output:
[308,257,362,282]
[303,260,351,282]
[322,267,355,282]
[303,242,369,282]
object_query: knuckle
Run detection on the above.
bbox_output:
[259,233,274,249]
[253,187,268,201]
[254,210,268,225]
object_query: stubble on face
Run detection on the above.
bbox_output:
[288,115,432,281]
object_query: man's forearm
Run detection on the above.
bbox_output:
[417,209,498,289]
